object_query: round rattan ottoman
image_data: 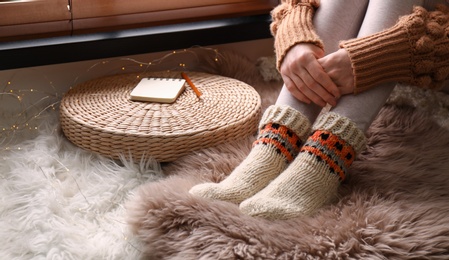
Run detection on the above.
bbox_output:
[60,71,262,162]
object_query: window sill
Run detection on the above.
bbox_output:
[0,14,273,70]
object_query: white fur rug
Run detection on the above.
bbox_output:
[1,51,449,259]
[0,115,164,259]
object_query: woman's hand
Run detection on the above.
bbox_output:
[318,48,355,95]
[280,43,340,107]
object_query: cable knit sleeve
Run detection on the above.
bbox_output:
[271,0,324,70]
[340,5,449,94]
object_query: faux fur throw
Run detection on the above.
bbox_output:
[127,53,449,259]
[127,104,449,259]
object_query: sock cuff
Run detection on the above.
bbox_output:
[312,112,366,154]
[259,105,311,143]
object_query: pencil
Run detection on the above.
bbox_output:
[181,72,202,98]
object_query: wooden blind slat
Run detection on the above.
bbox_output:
[0,0,70,25]
[71,0,260,19]
[71,0,277,33]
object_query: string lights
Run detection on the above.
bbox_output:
[1,45,222,150]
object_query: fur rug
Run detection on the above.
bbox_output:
[1,50,449,259]
[126,53,449,259]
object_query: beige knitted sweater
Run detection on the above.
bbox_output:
[271,1,449,93]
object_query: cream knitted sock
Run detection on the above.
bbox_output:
[240,112,366,220]
[188,105,311,204]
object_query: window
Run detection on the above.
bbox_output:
[0,0,277,41]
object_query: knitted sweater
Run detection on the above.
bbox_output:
[271,0,323,69]
[271,1,449,93]
[340,5,449,93]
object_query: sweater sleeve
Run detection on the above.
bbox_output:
[340,5,449,94]
[271,0,324,70]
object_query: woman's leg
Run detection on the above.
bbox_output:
[332,0,423,132]
[190,0,372,204]
[240,0,424,220]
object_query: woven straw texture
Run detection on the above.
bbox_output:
[60,71,262,162]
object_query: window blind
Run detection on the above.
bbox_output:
[0,0,278,40]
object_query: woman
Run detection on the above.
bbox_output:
[189,0,449,220]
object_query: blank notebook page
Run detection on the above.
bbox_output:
[130,78,186,103]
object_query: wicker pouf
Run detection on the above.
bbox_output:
[60,71,262,162]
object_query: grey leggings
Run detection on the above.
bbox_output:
[276,0,449,133]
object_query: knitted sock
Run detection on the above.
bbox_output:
[240,112,366,220]
[188,105,311,204]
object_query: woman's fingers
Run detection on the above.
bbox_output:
[282,75,313,105]
[304,58,341,99]
[291,72,331,107]
[279,43,341,107]
[318,49,355,95]
[286,59,338,107]
[301,61,339,106]
[283,73,337,107]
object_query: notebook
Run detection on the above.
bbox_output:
[130,77,186,103]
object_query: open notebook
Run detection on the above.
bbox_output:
[130,77,186,103]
